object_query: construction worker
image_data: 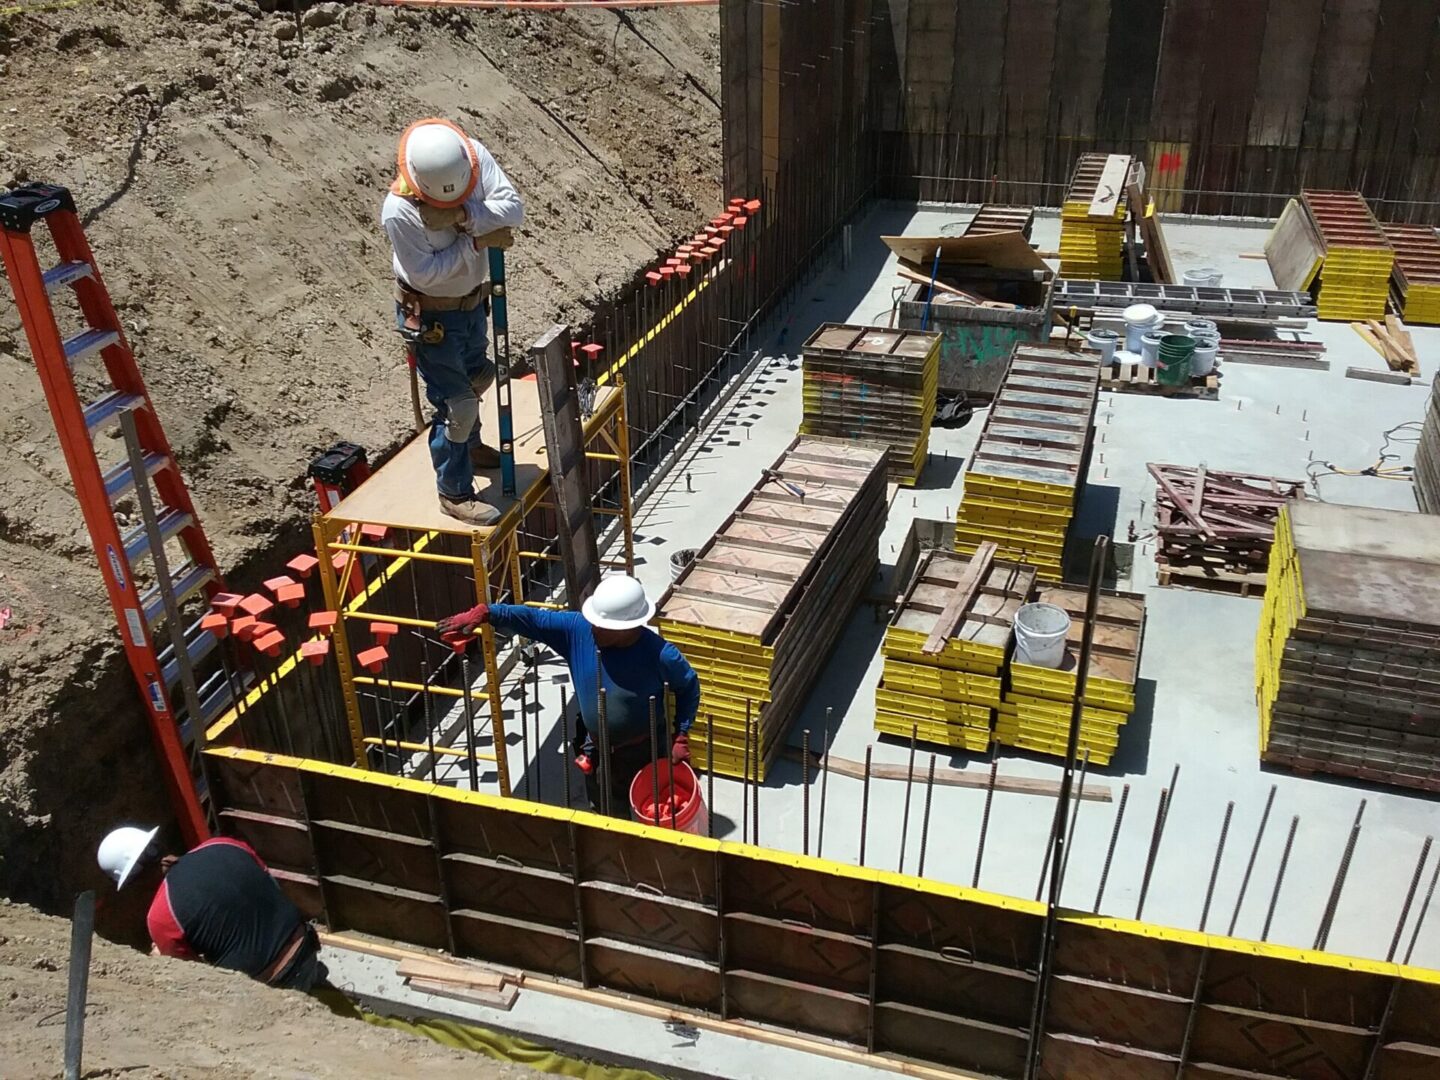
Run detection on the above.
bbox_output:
[437,575,700,817]
[97,825,327,991]
[381,117,525,527]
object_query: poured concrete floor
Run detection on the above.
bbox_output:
[389,202,1440,1075]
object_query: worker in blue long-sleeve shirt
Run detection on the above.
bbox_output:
[437,575,700,817]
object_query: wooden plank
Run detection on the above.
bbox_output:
[407,976,519,1011]
[1345,366,1412,385]
[921,542,997,655]
[530,324,600,605]
[881,233,1052,274]
[397,956,511,991]
[1126,172,1175,284]
[783,747,1110,803]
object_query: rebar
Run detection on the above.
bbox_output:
[1055,749,1090,902]
[817,706,832,857]
[1134,786,1171,920]
[1228,784,1276,936]
[596,685,612,816]
[1199,802,1235,932]
[560,685,572,808]
[917,754,937,878]
[898,724,918,873]
[801,728,811,856]
[741,699,751,843]
[1388,837,1432,962]
[648,695,662,827]
[1094,783,1131,912]
[1314,800,1366,951]
[972,757,999,888]
[1404,852,1440,965]
[750,711,759,845]
[1262,815,1300,942]
[859,744,873,866]
[705,717,715,838]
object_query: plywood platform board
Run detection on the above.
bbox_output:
[324,380,620,536]
[1382,221,1440,324]
[655,436,887,780]
[1263,198,1325,293]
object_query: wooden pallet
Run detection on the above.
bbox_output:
[1157,560,1268,598]
[1101,360,1219,398]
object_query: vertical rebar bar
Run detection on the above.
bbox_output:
[750,710,759,845]
[817,706,832,857]
[1404,853,1440,965]
[1314,800,1367,951]
[898,724,918,873]
[560,685,572,808]
[1055,749,1090,903]
[596,685,611,816]
[1262,815,1301,943]
[1228,784,1276,936]
[1199,802,1235,933]
[532,649,543,804]
[1388,837,1432,962]
[917,753,937,879]
[741,700,751,843]
[972,757,999,889]
[648,695,661,827]
[801,728,811,857]
[706,717,715,839]
[1094,783,1131,912]
[859,744,873,866]
[1134,786,1171,920]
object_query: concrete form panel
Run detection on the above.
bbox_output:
[1001,0,1059,181]
[1097,0,1165,135]
[1248,0,1324,146]
[1050,0,1112,138]
[948,0,1006,128]
[1305,0,1383,148]
[1149,0,1213,137]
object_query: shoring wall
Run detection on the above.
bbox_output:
[866,0,1440,221]
[208,744,1440,1079]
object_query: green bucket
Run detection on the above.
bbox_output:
[1157,334,1196,387]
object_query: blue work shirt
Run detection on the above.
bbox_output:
[487,605,700,753]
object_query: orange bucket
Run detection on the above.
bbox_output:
[629,760,708,834]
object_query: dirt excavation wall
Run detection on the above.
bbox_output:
[865,0,1440,219]
[0,0,720,913]
[209,745,1440,1080]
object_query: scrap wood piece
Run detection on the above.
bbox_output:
[784,746,1111,802]
[1365,318,1420,374]
[407,976,520,1011]
[1126,170,1175,284]
[1147,464,1212,538]
[895,264,983,305]
[1345,365,1412,385]
[921,541,996,654]
[396,956,520,991]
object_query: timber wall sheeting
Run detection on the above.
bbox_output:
[210,746,1440,1080]
[845,0,1440,221]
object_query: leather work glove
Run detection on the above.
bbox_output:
[417,202,468,231]
[670,734,691,765]
[471,226,515,251]
[436,603,489,650]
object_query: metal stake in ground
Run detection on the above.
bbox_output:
[898,724,918,873]
[917,753,937,878]
[1314,799,1367,951]
[1094,783,1131,912]
[801,728,811,856]
[1262,815,1301,942]
[1388,836,1432,962]
[858,744,873,866]
[972,757,999,888]
[817,706,832,858]
[1199,801,1235,932]
[1228,783,1277,936]
[64,889,95,1080]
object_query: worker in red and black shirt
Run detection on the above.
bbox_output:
[97,825,327,991]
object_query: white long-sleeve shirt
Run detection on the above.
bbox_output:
[381,137,525,297]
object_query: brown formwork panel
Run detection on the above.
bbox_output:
[206,750,1440,1079]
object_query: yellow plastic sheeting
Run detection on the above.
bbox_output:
[315,989,662,1080]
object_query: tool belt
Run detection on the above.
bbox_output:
[259,922,315,986]
[394,280,491,313]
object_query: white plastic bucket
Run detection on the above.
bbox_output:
[1014,603,1071,669]
[1185,318,1218,338]
[1123,303,1160,352]
[670,549,696,581]
[1191,339,1219,376]
[1086,328,1119,362]
[1139,330,1165,367]
[1183,268,1222,287]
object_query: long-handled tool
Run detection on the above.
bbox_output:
[488,248,517,498]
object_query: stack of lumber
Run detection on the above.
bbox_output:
[876,545,1034,752]
[964,204,1035,239]
[655,437,886,781]
[1351,314,1421,376]
[998,585,1146,766]
[1300,190,1395,322]
[800,324,940,486]
[1058,153,1132,280]
[1125,162,1175,284]
[1148,464,1305,598]
[954,343,1100,581]
[1257,501,1440,792]
[1382,222,1440,325]
[1418,375,1440,514]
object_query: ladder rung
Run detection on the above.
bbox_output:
[123,507,192,566]
[84,391,143,432]
[159,621,220,690]
[177,678,232,751]
[43,260,94,292]
[64,328,120,365]
[141,561,215,628]
[102,450,169,504]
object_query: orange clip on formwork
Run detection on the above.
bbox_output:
[253,630,286,658]
[371,622,400,646]
[357,646,389,674]
[300,639,330,665]
[287,553,320,580]
[309,611,339,636]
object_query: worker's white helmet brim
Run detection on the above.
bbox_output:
[397,118,478,209]
[581,574,656,630]
[97,825,161,890]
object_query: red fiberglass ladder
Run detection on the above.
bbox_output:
[0,183,224,844]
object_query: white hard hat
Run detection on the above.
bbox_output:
[97,825,160,889]
[581,574,655,631]
[397,118,477,209]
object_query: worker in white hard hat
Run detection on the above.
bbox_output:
[381,117,525,527]
[437,574,701,817]
[97,825,327,991]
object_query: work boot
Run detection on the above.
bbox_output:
[469,442,502,469]
[438,493,501,527]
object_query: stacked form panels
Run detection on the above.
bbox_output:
[876,552,1036,752]
[1382,221,1440,325]
[965,203,1036,239]
[1418,375,1440,514]
[1257,500,1440,792]
[655,437,886,781]
[1302,190,1395,322]
[800,324,940,486]
[998,585,1146,767]
[954,344,1100,581]
[1058,154,1131,280]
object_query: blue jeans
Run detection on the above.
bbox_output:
[396,303,494,499]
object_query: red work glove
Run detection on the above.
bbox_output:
[670,734,691,765]
[575,754,594,775]
[436,603,489,649]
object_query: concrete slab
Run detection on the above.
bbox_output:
[427,201,1440,1007]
